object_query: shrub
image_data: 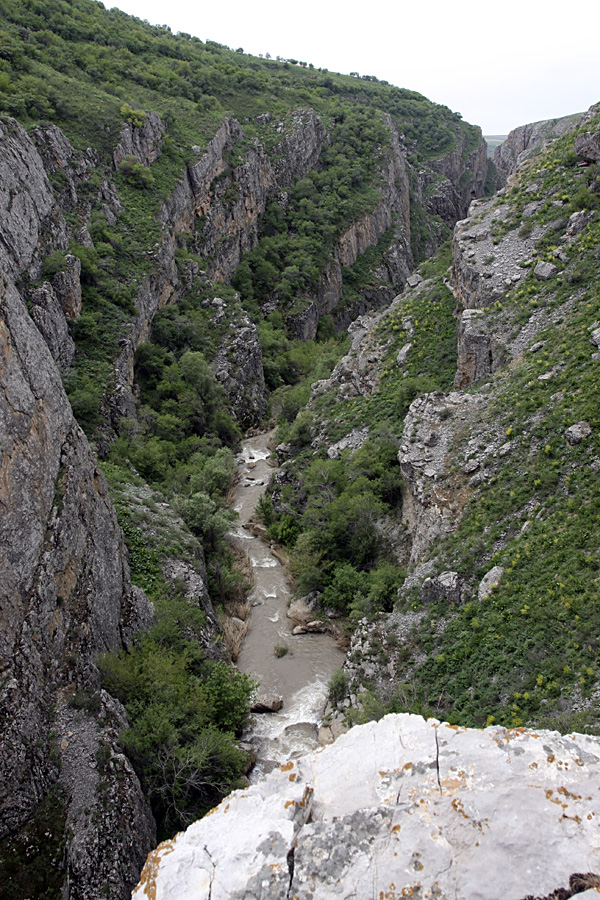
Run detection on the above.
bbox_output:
[328,668,349,704]
[119,154,155,189]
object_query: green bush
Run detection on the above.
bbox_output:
[118,154,155,189]
[328,668,349,704]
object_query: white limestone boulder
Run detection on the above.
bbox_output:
[133,714,600,900]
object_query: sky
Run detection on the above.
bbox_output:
[108,0,599,135]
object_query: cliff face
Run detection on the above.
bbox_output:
[288,121,413,340]
[0,277,155,897]
[0,117,64,279]
[109,111,327,431]
[133,713,600,900]
[160,109,328,286]
[426,129,488,222]
[493,111,581,181]
[0,114,159,898]
[288,121,489,341]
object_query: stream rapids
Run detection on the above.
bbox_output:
[229,430,345,780]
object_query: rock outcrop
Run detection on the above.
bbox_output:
[452,198,532,311]
[133,713,600,900]
[162,110,328,286]
[399,390,487,564]
[493,112,581,181]
[0,117,62,280]
[212,310,268,427]
[289,119,413,340]
[113,111,166,169]
[0,277,155,897]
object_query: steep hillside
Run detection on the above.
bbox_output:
[0,0,490,897]
[265,103,600,738]
[494,111,582,182]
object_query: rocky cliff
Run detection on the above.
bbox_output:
[133,713,600,900]
[273,103,600,742]
[161,109,327,285]
[289,119,488,341]
[0,274,155,898]
[493,111,582,182]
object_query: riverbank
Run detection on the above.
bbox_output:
[228,430,345,779]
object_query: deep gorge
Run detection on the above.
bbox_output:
[1,1,600,897]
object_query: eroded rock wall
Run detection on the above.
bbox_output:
[0,117,156,898]
[288,121,413,339]
[493,112,581,181]
[0,277,155,897]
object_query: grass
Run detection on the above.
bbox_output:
[331,116,600,733]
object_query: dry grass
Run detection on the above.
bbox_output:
[332,622,351,651]
[219,613,248,662]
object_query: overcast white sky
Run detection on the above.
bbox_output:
[108,0,599,135]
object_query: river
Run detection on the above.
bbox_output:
[229,430,345,779]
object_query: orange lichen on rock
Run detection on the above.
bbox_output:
[133,837,178,900]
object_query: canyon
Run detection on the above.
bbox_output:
[1,2,600,896]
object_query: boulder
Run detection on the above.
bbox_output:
[421,571,465,605]
[534,260,558,281]
[133,714,600,900]
[251,692,284,713]
[575,129,600,164]
[478,565,505,601]
[396,341,412,367]
[292,620,328,635]
[565,421,592,445]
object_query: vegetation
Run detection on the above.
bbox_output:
[320,115,600,735]
[99,624,254,835]
[1,0,480,426]
[0,784,67,900]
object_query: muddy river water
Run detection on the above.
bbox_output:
[229,430,345,779]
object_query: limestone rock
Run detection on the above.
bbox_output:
[575,128,600,164]
[33,122,96,207]
[52,253,82,319]
[212,312,268,428]
[535,260,558,281]
[0,117,56,279]
[421,570,465,605]
[478,565,505,600]
[113,111,166,169]
[396,341,412,367]
[452,200,530,309]
[493,112,581,180]
[565,421,592,445]
[293,620,328,635]
[565,209,594,240]
[0,277,155,896]
[133,714,600,900]
[454,308,491,388]
[287,595,319,627]
[326,426,370,459]
[399,391,487,564]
